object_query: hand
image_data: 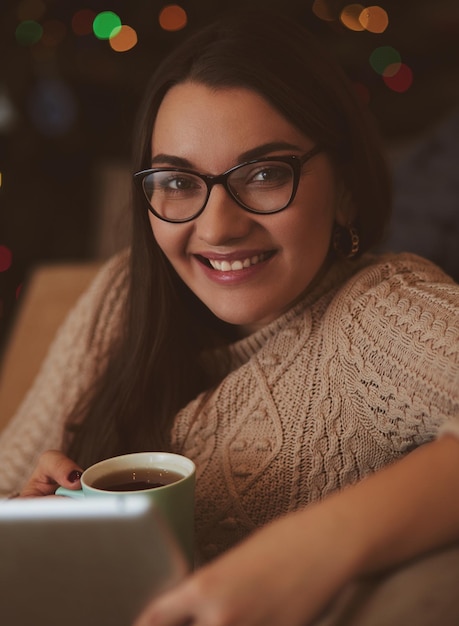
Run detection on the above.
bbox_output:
[135,437,459,626]
[133,506,357,626]
[19,450,83,497]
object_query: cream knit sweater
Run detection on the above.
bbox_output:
[0,251,458,562]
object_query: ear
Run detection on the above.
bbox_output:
[335,184,357,227]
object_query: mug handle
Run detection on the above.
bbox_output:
[55,486,85,498]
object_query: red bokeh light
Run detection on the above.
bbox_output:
[0,245,12,272]
[383,63,413,92]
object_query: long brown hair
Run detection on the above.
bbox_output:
[67,8,392,467]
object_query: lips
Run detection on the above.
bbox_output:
[196,251,274,272]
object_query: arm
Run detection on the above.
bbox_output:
[0,253,128,497]
[331,434,459,573]
[134,434,459,626]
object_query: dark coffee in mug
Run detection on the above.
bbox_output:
[91,467,184,492]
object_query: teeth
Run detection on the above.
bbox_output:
[208,253,268,272]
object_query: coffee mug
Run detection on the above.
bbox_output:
[56,452,195,565]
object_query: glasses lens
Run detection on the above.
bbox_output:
[227,160,295,212]
[142,170,207,221]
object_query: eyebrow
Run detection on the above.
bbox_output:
[150,141,304,169]
[151,154,192,168]
[238,141,303,162]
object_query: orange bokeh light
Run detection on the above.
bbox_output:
[340,4,366,31]
[109,25,138,52]
[159,5,188,32]
[359,6,389,33]
[312,0,335,22]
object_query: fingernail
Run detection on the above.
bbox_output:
[68,470,82,483]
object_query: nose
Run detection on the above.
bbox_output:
[194,184,253,245]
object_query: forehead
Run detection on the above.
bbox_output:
[151,82,311,168]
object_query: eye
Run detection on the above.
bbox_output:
[245,163,292,187]
[148,171,204,197]
[161,174,201,192]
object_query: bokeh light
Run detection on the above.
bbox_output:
[340,4,365,31]
[353,81,371,105]
[359,6,389,33]
[72,9,96,36]
[15,20,43,45]
[369,46,401,75]
[93,11,122,40]
[383,63,413,92]
[41,19,67,47]
[312,0,335,21]
[381,62,402,78]
[109,25,138,52]
[17,0,45,22]
[368,44,413,93]
[0,245,13,272]
[0,86,17,132]
[326,3,389,34]
[159,5,188,32]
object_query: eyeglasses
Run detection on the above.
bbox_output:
[133,146,321,223]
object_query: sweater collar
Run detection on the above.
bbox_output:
[224,256,367,367]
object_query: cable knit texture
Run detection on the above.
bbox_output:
[0,251,458,563]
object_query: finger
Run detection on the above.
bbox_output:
[133,587,195,626]
[20,450,83,497]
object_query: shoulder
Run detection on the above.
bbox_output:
[333,252,459,321]
[82,248,130,306]
[346,251,457,297]
[328,252,459,399]
[51,249,131,356]
[75,249,130,318]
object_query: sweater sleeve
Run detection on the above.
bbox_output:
[0,252,129,498]
[334,253,459,453]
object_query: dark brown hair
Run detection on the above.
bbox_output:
[68,8,392,467]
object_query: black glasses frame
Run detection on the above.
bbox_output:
[133,145,321,223]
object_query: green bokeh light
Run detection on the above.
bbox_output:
[15,20,43,45]
[93,11,121,40]
[369,46,401,76]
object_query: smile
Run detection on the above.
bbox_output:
[207,252,272,272]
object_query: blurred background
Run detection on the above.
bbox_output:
[1,0,459,356]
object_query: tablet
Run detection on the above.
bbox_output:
[0,495,189,626]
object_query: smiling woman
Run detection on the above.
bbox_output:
[1,7,459,626]
[146,83,342,332]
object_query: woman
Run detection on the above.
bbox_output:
[1,9,459,626]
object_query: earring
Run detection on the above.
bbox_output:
[333,223,360,259]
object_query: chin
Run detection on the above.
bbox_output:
[208,306,274,333]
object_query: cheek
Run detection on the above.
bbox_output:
[276,196,336,256]
[290,177,339,247]
[148,214,189,265]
